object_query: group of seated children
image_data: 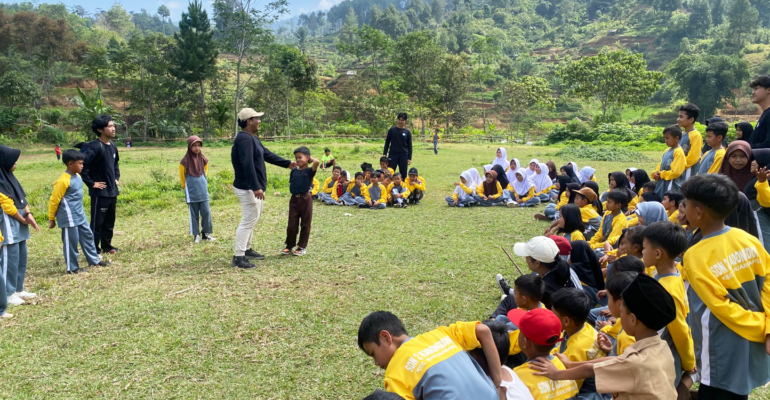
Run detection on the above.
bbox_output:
[316,156,426,209]
[359,173,770,400]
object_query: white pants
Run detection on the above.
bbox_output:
[234,188,264,256]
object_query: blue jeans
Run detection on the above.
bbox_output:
[319,193,339,205]
[588,306,610,327]
[446,196,476,207]
[340,192,366,206]
[544,203,559,219]
[474,194,505,207]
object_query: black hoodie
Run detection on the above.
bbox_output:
[80,139,120,198]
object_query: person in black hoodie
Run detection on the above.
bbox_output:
[382,113,413,178]
[80,115,120,255]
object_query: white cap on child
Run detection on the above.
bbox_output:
[513,236,559,263]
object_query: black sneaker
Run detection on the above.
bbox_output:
[413,200,421,205]
[244,249,265,260]
[90,261,110,267]
[231,256,256,269]
[496,274,512,297]
[67,268,88,274]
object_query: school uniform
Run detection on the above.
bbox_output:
[555,323,606,398]
[0,192,29,296]
[48,172,100,272]
[683,227,770,396]
[80,139,120,253]
[446,183,476,207]
[366,183,387,209]
[580,204,602,237]
[681,129,702,178]
[180,163,212,237]
[285,167,315,249]
[562,230,585,242]
[513,356,579,400]
[474,181,504,206]
[387,183,410,206]
[655,271,695,387]
[593,336,677,400]
[341,183,369,206]
[405,175,426,202]
[698,147,725,175]
[327,180,353,205]
[532,163,554,202]
[653,146,685,198]
[318,176,338,204]
[544,191,568,219]
[588,211,627,251]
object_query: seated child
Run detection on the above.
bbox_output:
[652,125,686,198]
[551,289,606,398]
[475,170,505,207]
[506,308,580,400]
[405,167,426,205]
[318,166,341,203]
[639,221,695,390]
[387,173,410,208]
[595,271,641,353]
[320,148,335,170]
[357,311,502,400]
[588,189,629,252]
[576,188,602,236]
[529,274,678,400]
[681,174,770,397]
[468,320,535,400]
[340,172,369,206]
[361,163,374,186]
[382,172,392,188]
[661,191,683,224]
[555,204,586,242]
[641,181,657,194]
[447,169,477,207]
[492,273,545,321]
[508,170,541,208]
[311,177,320,200]
[537,175,572,221]
[328,170,352,206]
[379,156,395,176]
[366,171,387,209]
[532,163,555,202]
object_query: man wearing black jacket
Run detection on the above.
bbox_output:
[81,115,120,255]
[230,108,296,269]
[749,75,770,149]
[383,113,413,178]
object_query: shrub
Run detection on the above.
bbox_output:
[546,122,662,145]
[555,145,652,163]
[329,122,371,136]
[42,108,64,125]
[37,126,68,144]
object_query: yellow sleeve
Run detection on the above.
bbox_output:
[179,165,186,189]
[440,321,482,351]
[667,285,696,371]
[556,192,568,210]
[477,184,485,196]
[653,161,661,176]
[401,185,410,198]
[414,176,426,191]
[204,163,208,175]
[0,192,17,216]
[709,149,725,174]
[364,185,372,202]
[386,183,393,201]
[537,185,555,196]
[388,168,394,176]
[520,186,535,201]
[48,175,70,221]
[378,185,388,203]
[322,178,333,194]
[311,179,319,196]
[627,196,638,212]
[685,131,702,169]
[490,182,502,199]
[627,214,638,227]
[331,182,340,201]
[757,180,770,208]
[604,213,628,247]
[452,192,459,201]
[661,148,685,180]
[459,183,473,195]
[588,215,607,249]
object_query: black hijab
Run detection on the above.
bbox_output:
[632,169,650,194]
[0,146,25,208]
[582,180,604,214]
[562,165,581,184]
[736,122,754,143]
[610,171,638,201]
[567,183,581,204]
[556,175,572,199]
[569,240,605,290]
[491,164,510,189]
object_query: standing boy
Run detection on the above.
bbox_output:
[55,144,61,161]
[652,125,686,198]
[681,174,770,398]
[749,75,770,148]
[320,148,335,171]
[383,113,413,177]
[405,167,426,205]
[432,129,440,155]
[676,103,702,178]
[698,122,727,174]
[282,147,318,257]
[48,150,109,274]
[357,311,502,400]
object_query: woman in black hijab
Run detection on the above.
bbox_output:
[491,164,510,191]
[736,122,754,142]
[631,169,651,197]
[561,165,581,185]
[569,240,605,303]
[581,180,604,215]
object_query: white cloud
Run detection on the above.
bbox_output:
[165,1,181,9]
[316,0,342,11]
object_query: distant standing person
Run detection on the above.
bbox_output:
[432,128,440,155]
[383,113,413,178]
[55,144,61,161]
[749,75,770,149]
[81,115,120,255]
[231,108,295,269]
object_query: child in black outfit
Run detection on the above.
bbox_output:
[282,147,319,257]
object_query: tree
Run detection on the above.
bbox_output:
[432,53,472,132]
[83,46,110,85]
[371,5,408,39]
[712,0,725,25]
[101,4,135,38]
[128,33,176,141]
[652,0,681,13]
[470,38,498,134]
[728,0,759,48]
[268,45,318,136]
[157,5,170,35]
[338,25,392,94]
[688,0,711,37]
[339,8,358,45]
[295,26,309,53]
[170,0,219,138]
[389,30,444,137]
[496,76,555,137]
[432,0,446,22]
[668,54,750,122]
[558,49,663,120]
[0,71,41,110]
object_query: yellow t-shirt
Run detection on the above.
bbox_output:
[657,272,695,371]
[514,357,579,400]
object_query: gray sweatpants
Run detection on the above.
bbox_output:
[188,201,213,236]
[3,240,27,294]
[62,223,100,272]
[340,192,366,206]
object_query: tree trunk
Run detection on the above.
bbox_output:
[286,78,291,138]
[234,58,242,138]
[302,92,306,134]
[199,80,208,139]
[143,108,149,142]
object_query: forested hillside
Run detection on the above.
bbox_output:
[0,0,768,146]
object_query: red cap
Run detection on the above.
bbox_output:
[549,235,572,256]
[506,308,563,347]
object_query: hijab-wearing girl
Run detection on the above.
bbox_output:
[475,170,505,206]
[509,170,540,207]
[568,161,579,174]
[0,146,38,312]
[180,136,214,242]
[634,202,668,226]
[578,166,596,184]
[538,175,573,221]
[625,168,637,189]
[524,158,539,178]
[546,161,558,181]
[468,168,484,188]
[446,169,478,207]
[505,158,522,186]
[492,147,508,171]
[557,204,586,242]
[543,183,585,235]
[630,169,650,197]
[561,164,581,185]
[719,141,754,194]
[569,240,605,299]
[735,122,754,142]
[532,163,555,201]
[581,180,604,215]
[601,172,638,212]
[491,164,511,195]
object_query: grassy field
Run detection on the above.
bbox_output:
[1,140,768,399]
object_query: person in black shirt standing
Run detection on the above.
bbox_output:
[81,115,120,255]
[231,108,295,269]
[282,147,319,257]
[383,113,413,178]
[749,75,770,149]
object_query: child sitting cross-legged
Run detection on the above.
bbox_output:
[588,189,629,254]
[318,166,341,204]
[595,270,640,355]
[661,191,683,224]
[327,170,352,206]
[365,171,387,209]
[530,274,678,399]
[387,173,410,208]
[475,170,505,207]
[340,172,369,207]
[405,167,426,205]
[446,169,477,207]
[357,311,502,400]
[467,320,535,400]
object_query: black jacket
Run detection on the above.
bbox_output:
[231,131,291,191]
[383,127,413,160]
[81,139,120,198]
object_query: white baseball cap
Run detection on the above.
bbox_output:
[238,108,264,121]
[513,236,559,263]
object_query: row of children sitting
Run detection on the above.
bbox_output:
[316,158,426,209]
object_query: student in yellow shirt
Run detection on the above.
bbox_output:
[699,123,727,174]
[589,190,629,252]
[492,274,546,367]
[652,125,686,198]
[508,170,540,208]
[318,166,341,204]
[677,103,703,178]
[447,169,477,207]
[379,156,394,177]
[404,167,425,205]
[551,289,606,398]
[661,191,683,224]
[475,170,505,207]
[365,171,388,209]
[575,188,602,236]
[640,221,695,391]
[310,178,320,199]
[387,173,410,208]
[537,175,572,221]
[681,174,770,397]
[555,204,586,242]
[357,311,502,400]
[328,170,353,206]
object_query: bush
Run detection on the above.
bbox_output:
[555,145,652,163]
[37,126,68,144]
[546,122,662,145]
[42,108,64,125]
[328,122,371,136]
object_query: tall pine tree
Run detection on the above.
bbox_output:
[170,0,218,138]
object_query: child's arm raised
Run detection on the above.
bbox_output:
[310,157,320,172]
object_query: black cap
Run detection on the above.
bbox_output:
[408,167,418,175]
[621,274,676,331]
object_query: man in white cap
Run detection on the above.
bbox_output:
[509,236,578,309]
[230,108,296,269]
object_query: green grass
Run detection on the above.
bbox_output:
[2,141,769,399]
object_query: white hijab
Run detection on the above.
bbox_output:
[525,158,539,177]
[512,170,535,196]
[468,168,484,187]
[532,163,552,192]
[493,148,508,170]
[579,166,596,184]
[627,167,637,189]
[568,161,579,174]
[456,169,476,199]
[506,158,522,185]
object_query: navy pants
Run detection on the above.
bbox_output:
[388,154,409,178]
[90,196,117,253]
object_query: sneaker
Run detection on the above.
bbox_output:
[402,203,408,209]
[16,291,36,300]
[358,204,369,208]
[413,200,421,205]
[496,274,513,297]
[507,201,517,208]
[107,247,120,255]
[1,312,13,320]
[67,268,89,274]
[194,235,202,243]
[90,261,110,267]
[244,249,265,260]
[534,213,550,221]
[281,248,292,256]
[7,295,24,306]
[202,234,216,241]
[393,203,402,208]
[231,256,256,269]
[293,247,306,256]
